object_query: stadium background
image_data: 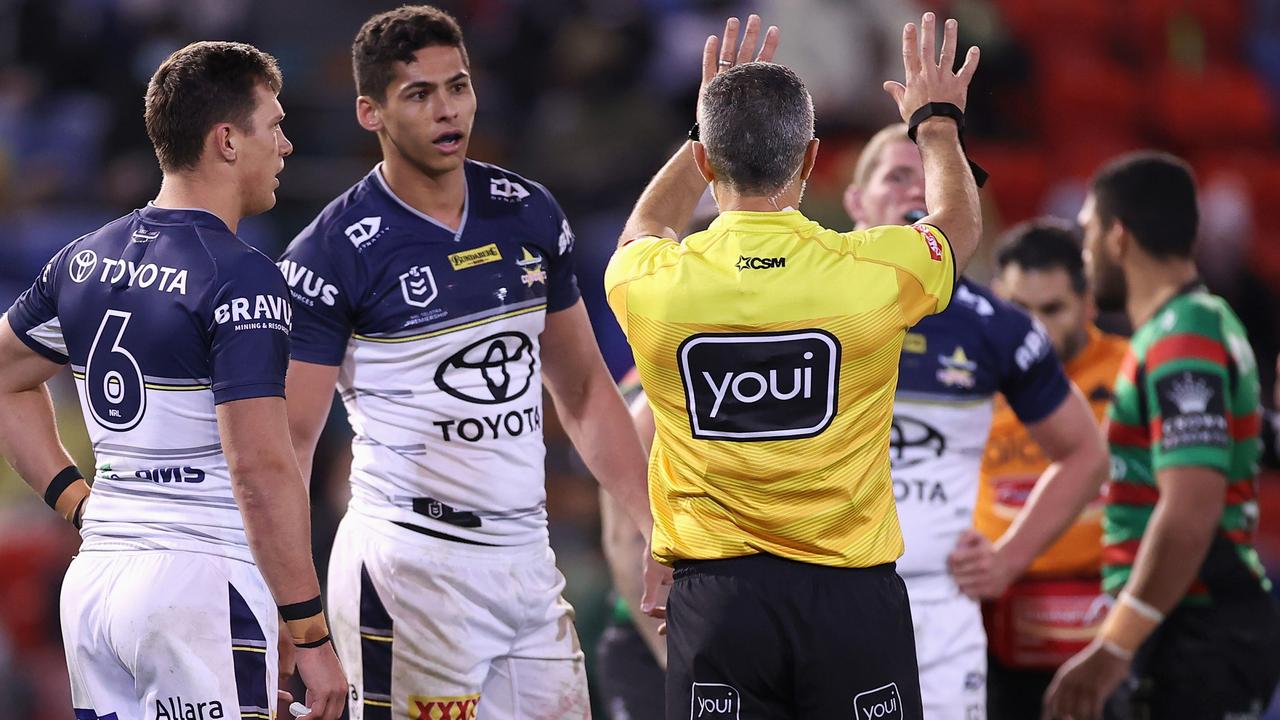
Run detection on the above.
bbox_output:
[2,0,1280,717]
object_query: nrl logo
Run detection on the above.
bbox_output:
[399,265,438,308]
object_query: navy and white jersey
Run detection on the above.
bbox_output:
[891,278,1070,592]
[4,205,291,564]
[279,160,579,546]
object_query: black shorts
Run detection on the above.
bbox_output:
[1105,591,1280,720]
[595,619,665,719]
[665,553,923,720]
[986,651,1054,719]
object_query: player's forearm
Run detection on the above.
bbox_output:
[995,455,1106,574]
[0,385,79,496]
[287,420,321,490]
[600,491,667,667]
[1122,491,1221,614]
[231,461,324,606]
[618,141,707,246]
[916,119,980,269]
[285,361,340,490]
[557,377,653,539]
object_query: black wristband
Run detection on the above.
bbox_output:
[296,633,332,649]
[906,102,989,188]
[907,102,965,141]
[279,595,324,621]
[44,465,84,510]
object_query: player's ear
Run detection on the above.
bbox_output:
[210,123,236,164]
[842,183,863,226]
[691,142,715,184]
[356,95,384,133]
[989,273,1007,299]
[1083,288,1099,325]
[1106,218,1129,264]
[799,138,820,181]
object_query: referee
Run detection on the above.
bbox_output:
[605,13,983,718]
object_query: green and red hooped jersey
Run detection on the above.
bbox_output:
[1103,284,1269,605]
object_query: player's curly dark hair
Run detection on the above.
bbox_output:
[144,41,282,173]
[353,5,469,102]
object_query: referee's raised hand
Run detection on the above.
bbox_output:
[698,14,780,117]
[883,12,980,122]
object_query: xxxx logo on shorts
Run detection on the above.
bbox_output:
[409,694,479,720]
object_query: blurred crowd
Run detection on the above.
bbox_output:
[3,0,1280,717]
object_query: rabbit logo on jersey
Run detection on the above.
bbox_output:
[678,330,839,441]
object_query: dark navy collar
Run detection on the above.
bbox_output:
[138,203,232,231]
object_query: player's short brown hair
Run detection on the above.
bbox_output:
[851,123,910,188]
[144,41,282,173]
[353,5,469,101]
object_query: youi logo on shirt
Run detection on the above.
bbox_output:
[853,682,903,720]
[678,330,840,441]
[690,683,740,719]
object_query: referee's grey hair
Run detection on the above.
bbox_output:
[698,62,815,196]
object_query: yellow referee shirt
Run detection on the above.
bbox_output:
[605,210,956,568]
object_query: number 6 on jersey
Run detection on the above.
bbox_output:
[84,309,147,431]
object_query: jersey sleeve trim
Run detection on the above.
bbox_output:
[914,223,956,313]
[288,346,346,367]
[6,313,70,364]
[621,233,667,247]
[212,381,286,405]
[546,297,581,315]
[1010,375,1070,426]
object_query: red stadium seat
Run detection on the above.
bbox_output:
[964,144,1049,224]
[1037,56,1143,143]
[994,0,1124,57]
[1131,0,1247,66]
[0,522,76,651]
[1152,66,1274,150]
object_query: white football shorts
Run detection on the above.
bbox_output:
[328,511,589,720]
[907,573,987,720]
[61,549,278,720]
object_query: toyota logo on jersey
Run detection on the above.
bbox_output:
[434,331,536,404]
[889,415,947,468]
[69,249,99,283]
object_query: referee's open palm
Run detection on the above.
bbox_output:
[697,14,780,120]
[884,12,980,122]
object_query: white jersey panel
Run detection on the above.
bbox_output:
[341,303,551,544]
[4,206,292,566]
[891,395,993,581]
[280,161,583,546]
